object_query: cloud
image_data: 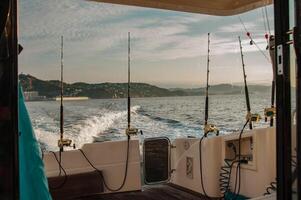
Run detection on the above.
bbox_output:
[19,0,274,86]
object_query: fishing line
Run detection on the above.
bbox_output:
[45,137,130,193]
[264,151,297,196]
[48,151,68,190]
[261,8,268,37]
[219,120,249,198]
[232,120,249,198]
[261,8,269,48]
[264,181,277,195]
[199,136,210,198]
[238,16,271,63]
[78,136,130,192]
[264,6,271,35]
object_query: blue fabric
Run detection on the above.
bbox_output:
[19,83,52,200]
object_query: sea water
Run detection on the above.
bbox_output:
[26,94,272,151]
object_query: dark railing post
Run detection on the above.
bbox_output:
[294,0,301,198]
[0,0,19,199]
[274,0,292,199]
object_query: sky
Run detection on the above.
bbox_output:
[19,0,274,88]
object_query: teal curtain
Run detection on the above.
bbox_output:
[19,83,52,200]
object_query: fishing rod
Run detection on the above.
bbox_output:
[238,36,260,130]
[60,35,64,152]
[261,8,275,126]
[264,35,276,126]
[78,33,137,193]
[58,36,73,152]
[126,32,138,136]
[203,33,219,136]
[217,36,261,197]
[239,13,275,126]
[47,37,74,190]
[199,33,220,199]
[128,32,131,131]
[204,33,210,127]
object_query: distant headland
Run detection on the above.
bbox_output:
[19,74,271,101]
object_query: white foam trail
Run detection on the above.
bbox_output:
[35,129,60,152]
[35,106,141,151]
[74,105,141,147]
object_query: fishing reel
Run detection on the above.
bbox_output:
[264,107,276,122]
[126,127,139,136]
[246,112,261,122]
[58,138,76,150]
[204,124,219,136]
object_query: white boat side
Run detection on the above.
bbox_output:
[43,127,290,198]
[43,139,141,193]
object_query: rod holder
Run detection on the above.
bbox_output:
[58,138,74,150]
[204,123,219,136]
[246,112,261,123]
[264,107,276,122]
[126,127,138,136]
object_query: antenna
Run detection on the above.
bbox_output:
[203,33,219,136]
[126,32,138,137]
[58,36,73,151]
[238,36,260,129]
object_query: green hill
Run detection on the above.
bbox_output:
[19,74,271,99]
[19,74,188,99]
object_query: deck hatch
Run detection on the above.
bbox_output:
[143,137,171,184]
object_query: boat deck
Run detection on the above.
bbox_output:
[72,184,219,200]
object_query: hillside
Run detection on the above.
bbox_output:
[170,84,271,96]
[19,74,188,99]
[19,74,271,99]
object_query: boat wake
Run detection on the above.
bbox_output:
[35,105,141,151]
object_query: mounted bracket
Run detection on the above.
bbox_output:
[204,123,219,136]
